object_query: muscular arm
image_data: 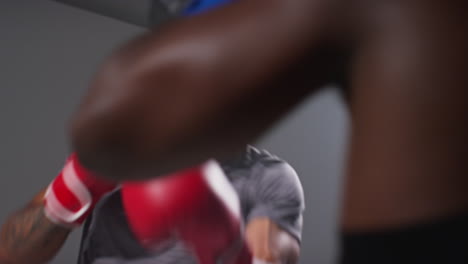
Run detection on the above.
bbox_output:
[0,189,71,264]
[245,218,300,264]
[70,0,346,180]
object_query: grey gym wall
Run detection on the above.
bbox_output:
[0,1,349,263]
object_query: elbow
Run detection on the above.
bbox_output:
[69,97,135,181]
[69,54,136,180]
[69,42,217,180]
[277,231,301,264]
[69,55,162,180]
[284,241,301,264]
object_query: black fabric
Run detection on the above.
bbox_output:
[77,191,150,264]
[340,211,468,264]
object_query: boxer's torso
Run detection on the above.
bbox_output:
[77,146,304,264]
[339,0,468,230]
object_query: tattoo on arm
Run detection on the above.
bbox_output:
[0,190,71,264]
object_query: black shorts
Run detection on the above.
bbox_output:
[339,211,468,264]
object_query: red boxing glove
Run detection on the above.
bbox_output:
[43,153,117,227]
[122,160,252,264]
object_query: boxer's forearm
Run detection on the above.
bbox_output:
[0,190,71,264]
[246,218,300,264]
[69,0,343,180]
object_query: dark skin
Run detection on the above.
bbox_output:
[70,0,468,232]
[70,0,347,179]
[342,0,468,230]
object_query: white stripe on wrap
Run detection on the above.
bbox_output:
[63,159,93,207]
[43,160,92,225]
[43,186,89,226]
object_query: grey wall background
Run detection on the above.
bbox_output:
[0,1,349,263]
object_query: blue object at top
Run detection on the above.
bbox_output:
[183,0,233,16]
